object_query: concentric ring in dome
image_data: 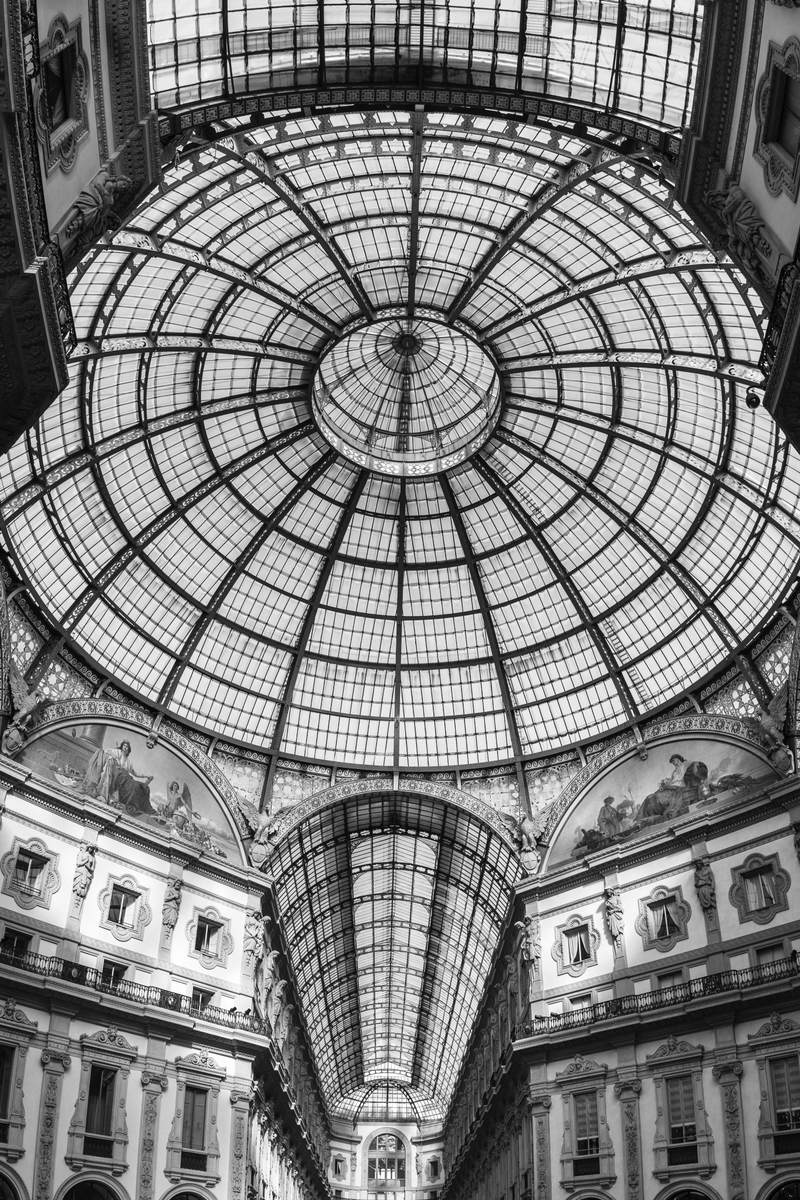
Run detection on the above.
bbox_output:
[2,108,799,770]
[312,314,501,475]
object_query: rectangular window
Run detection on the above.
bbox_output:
[756,943,786,968]
[194,918,221,954]
[83,1064,116,1157]
[190,987,214,1013]
[573,1090,600,1174]
[656,970,684,991]
[564,926,591,965]
[181,1085,208,1170]
[649,898,680,940]
[107,885,138,928]
[0,928,31,961]
[770,1056,800,1155]
[570,993,593,1010]
[771,71,800,159]
[666,1074,698,1165]
[13,850,47,897]
[100,960,127,988]
[0,1044,13,1142]
[743,867,776,912]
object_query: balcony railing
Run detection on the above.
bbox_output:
[0,945,267,1035]
[518,954,800,1036]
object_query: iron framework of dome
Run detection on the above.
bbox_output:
[3,105,800,770]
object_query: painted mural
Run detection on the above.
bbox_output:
[547,737,778,866]
[17,721,242,861]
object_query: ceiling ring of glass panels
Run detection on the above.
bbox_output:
[312,313,502,475]
[2,107,800,771]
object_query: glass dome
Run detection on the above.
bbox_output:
[2,108,799,771]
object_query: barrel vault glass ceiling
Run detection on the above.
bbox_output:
[3,104,800,771]
[268,791,520,1121]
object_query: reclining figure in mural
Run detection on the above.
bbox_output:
[82,740,155,814]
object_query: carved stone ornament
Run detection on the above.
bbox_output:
[32,14,90,175]
[748,1011,800,1041]
[755,38,800,200]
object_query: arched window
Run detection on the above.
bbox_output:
[767,1182,800,1200]
[0,1177,20,1200]
[367,1132,406,1190]
[62,1183,120,1200]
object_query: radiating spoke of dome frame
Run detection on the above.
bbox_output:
[2,105,799,775]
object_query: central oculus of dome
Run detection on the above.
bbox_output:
[312,315,502,475]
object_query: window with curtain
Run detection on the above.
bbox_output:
[181,1086,208,1170]
[666,1074,697,1164]
[744,866,776,911]
[564,925,591,965]
[83,1065,116,1157]
[648,897,680,940]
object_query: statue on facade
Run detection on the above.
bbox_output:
[1,661,51,756]
[63,169,133,246]
[244,910,265,969]
[250,812,280,868]
[500,810,542,875]
[161,877,182,938]
[604,887,624,950]
[72,842,96,900]
[694,857,717,916]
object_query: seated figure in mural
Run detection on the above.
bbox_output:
[636,753,709,826]
[83,740,154,814]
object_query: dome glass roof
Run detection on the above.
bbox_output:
[2,109,799,770]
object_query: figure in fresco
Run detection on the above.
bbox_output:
[563,741,770,864]
[83,740,154,813]
[160,779,194,827]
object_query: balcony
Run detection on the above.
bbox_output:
[518,954,800,1037]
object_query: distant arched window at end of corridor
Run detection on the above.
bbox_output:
[367,1132,407,1190]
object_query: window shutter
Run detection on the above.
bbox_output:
[574,1091,598,1139]
[183,1086,208,1149]
[666,1074,694,1125]
[771,1057,800,1111]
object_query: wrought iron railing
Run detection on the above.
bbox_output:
[518,954,800,1036]
[0,946,268,1035]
